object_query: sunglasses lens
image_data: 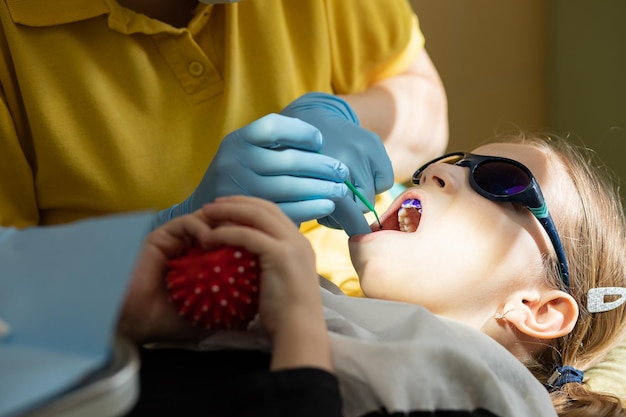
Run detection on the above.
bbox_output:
[474,161,530,196]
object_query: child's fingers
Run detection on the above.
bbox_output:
[202,223,283,258]
[202,196,300,239]
[146,209,214,256]
[200,198,321,342]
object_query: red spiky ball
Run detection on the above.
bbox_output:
[165,246,260,330]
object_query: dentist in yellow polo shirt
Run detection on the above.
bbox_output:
[0,0,447,294]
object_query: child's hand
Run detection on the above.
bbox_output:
[118,209,215,344]
[202,196,333,372]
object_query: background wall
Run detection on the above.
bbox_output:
[550,0,626,193]
[410,0,626,197]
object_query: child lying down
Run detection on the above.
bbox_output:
[125,133,626,417]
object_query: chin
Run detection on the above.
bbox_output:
[351,257,387,296]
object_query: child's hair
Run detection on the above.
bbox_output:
[493,132,626,416]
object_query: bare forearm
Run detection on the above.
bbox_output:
[341,50,448,183]
[269,309,333,373]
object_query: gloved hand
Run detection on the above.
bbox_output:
[154,113,353,229]
[281,92,394,233]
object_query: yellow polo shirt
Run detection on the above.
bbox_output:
[0,0,422,293]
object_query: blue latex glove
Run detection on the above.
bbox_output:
[281,92,394,234]
[154,114,352,228]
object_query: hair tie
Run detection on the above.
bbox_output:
[545,365,584,391]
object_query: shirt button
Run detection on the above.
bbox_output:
[188,61,205,77]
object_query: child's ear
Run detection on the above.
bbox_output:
[504,289,579,340]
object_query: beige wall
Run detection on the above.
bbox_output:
[410,0,626,198]
[550,0,626,197]
[410,0,550,152]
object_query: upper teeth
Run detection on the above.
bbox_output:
[401,199,422,210]
[398,199,422,232]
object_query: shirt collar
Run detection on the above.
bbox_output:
[5,0,213,36]
[5,0,110,27]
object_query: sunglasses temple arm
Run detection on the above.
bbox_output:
[531,207,571,292]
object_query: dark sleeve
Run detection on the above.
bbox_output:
[127,348,500,417]
[362,410,500,417]
[212,367,344,417]
[213,368,499,417]
[126,348,343,417]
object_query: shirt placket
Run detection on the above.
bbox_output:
[152,30,223,104]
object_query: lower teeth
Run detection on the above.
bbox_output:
[398,206,420,233]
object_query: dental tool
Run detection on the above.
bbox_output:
[316,150,382,229]
[344,180,382,229]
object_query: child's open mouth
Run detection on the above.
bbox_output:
[398,199,422,232]
[376,197,422,232]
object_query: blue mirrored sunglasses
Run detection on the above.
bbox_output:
[412,152,571,292]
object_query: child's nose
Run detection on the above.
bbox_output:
[419,163,464,194]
